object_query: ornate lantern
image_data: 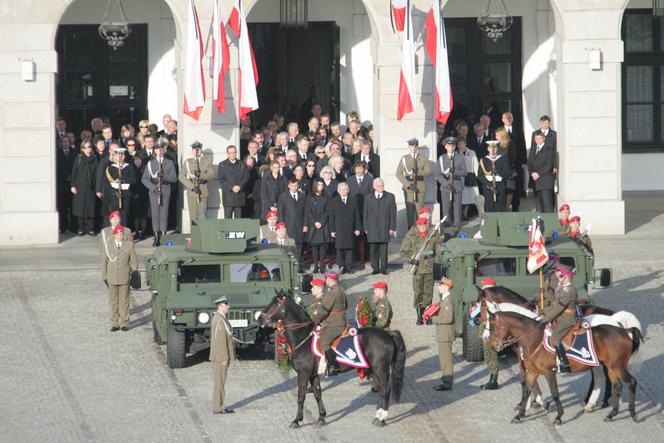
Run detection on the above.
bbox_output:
[477,0,514,42]
[98,0,131,50]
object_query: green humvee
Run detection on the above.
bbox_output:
[146,219,311,368]
[433,212,612,362]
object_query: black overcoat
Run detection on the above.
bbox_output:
[304,195,331,245]
[70,153,98,217]
[363,191,397,243]
[328,194,361,249]
[277,190,306,242]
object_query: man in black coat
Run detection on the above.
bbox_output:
[499,112,527,211]
[363,178,397,275]
[527,131,556,213]
[530,115,558,192]
[218,145,250,219]
[347,161,373,261]
[260,161,287,219]
[351,140,380,178]
[56,136,76,233]
[277,178,307,266]
[477,142,511,213]
[329,182,361,274]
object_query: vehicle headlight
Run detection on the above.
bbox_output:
[197,312,211,324]
[254,311,263,321]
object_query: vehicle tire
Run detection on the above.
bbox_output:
[152,319,162,345]
[463,316,484,362]
[167,325,187,369]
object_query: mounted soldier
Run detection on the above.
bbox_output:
[310,272,348,376]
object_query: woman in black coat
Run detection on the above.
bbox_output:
[70,141,98,235]
[305,179,331,273]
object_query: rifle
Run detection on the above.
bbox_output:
[156,159,164,206]
[194,158,202,203]
[448,155,455,216]
[411,159,419,203]
[409,217,445,275]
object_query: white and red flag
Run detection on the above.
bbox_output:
[391,0,407,32]
[527,218,549,274]
[229,0,259,120]
[425,0,453,124]
[183,0,205,120]
[211,0,230,113]
[396,1,415,121]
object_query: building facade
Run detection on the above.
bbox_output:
[0,0,656,245]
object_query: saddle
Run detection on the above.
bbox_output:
[543,318,599,367]
[311,326,369,369]
[314,326,352,355]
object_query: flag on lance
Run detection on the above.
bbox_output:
[391,0,407,32]
[211,0,230,113]
[396,1,415,121]
[527,217,549,274]
[229,0,259,120]
[183,0,205,120]
[425,0,453,124]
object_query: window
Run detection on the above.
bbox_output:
[622,10,664,152]
[229,263,282,283]
[475,258,517,277]
[180,265,221,284]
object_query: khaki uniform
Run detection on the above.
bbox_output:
[209,312,236,413]
[399,227,440,308]
[373,296,393,329]
[307,298,324,319]
[396,153,432,228]
[479,318,498,376]
[179,156,215,221]
[259,224,278,244]
[433,295,454,377]
[99,225,133,245]
[100,236,138,328]
[310,285,347,350]
[541,284,578,344]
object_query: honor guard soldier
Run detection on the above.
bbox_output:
[432,277,455,391]
[536,269,578,373]
[435,137,467,227]
[210,296,236,414]
[259,210,279,244]
[100,211,133,249]
[311,272,348,376]
[477,141,510,213]
[371,282,393,330]
[307,278,326,318]
[565,215,593,254]
[396,138,432,229]
[179,141,215,222]
[141,140,177,247]
[399,217,440,325]
[479,278,500,390]
[275,222,296,249]
[102,145,137,226]
[100,225,138,332]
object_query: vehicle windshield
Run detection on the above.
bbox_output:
[229,262,282,282]
[475,258,517,277]
[180,264,221,284]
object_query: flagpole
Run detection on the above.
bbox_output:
[539,267,544,310]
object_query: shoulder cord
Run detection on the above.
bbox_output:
[102,229,119,263]
[401,156,412,176]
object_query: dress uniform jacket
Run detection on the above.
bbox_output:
[179,156,215,199]
[71,153,98,218]
[396,153,431,201]
[277,190,306,243]
[477,155,511,211]
[363,192,397,243]
[310,285,348,349]
[433,295,455,341]
[100,238,138,285]
[307,298,324,319]
[373,296,393,329]
[141,157,177,198]
[435,153,467,193]
[328,195,361,249]
[218,159,250,208]
[101,162,138,222]
[259,224,278,243]
[210,313,236,362]
[540,284,578,344]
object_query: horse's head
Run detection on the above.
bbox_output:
[259,289,289,328]
[485,301,514,352]
[486,301,540,352]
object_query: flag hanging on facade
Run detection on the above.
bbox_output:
[397,1,415,121]
[183,0,206,120]
[211,0,230,113]
[527,218,549,274]
[391,0,407,32]
[425,0,453,124]
[228,0,259,121]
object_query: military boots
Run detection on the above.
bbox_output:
[480,374,499,390]
[555,343,571,373]
[433,375,453,391]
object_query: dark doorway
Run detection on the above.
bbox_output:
[444,18,523,132]
[56,24,148,135]
[248,22,340,128]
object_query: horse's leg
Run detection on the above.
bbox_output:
[601,364,612,408]
[622,370,638,422]
[583,366,603,412]
[309,375,327,428]
[543,371,564,425]
[371,366,389,427]
[604,368,623,422]
[583,368,595,405]
[512,370,537,424]
[290,372,309,428]
[528,380,544,410]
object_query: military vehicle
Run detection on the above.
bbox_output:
[145,219,311,368]
[433,212,612,362]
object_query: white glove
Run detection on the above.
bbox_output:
[482,328,490,341]
[535,315,543,322]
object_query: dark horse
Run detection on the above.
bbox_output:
[259,291,407,427]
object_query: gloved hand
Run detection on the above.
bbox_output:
[482,328,490,341]
[157,171,164,178]
[535,315,543,322]
[408,184,418,192]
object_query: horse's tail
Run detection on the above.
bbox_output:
[388,330,406,403]
[627,327,644,374]
[630,327,643,355]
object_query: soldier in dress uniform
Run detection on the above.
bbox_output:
[210,296,236,414]
[307,278,326,319]
[435,137,467,227]
[371,282,393,330]
[558,204,571,230]
[310,272,348,376]
[99,211,133,249]
[565,215,593,254]
[399,217,440,325]
[179,141,215,222]
[432,277,455,391]
[396,139,432,229]
[274,222,296,249]
[100,225,138,332]
[477,141,510,213]
[141,141,177,247]
[101,146,137,226]
[259,210,279,244]
[537,269,578,373]
[479,278,500,390]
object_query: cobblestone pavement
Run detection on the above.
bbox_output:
[2,201,664,442]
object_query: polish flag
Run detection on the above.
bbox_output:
[397,2,415,121]
[391,0,407,32]
[183,0,205,120]
[527,218,549,274]
[211,0,230,113]
[228,0,259,121]
[425,0,453,124]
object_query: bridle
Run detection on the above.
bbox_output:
[262,297,313,331]
[489,310,546,352]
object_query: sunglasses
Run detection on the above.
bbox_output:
[139,125,148,129]
[127,144,136,147]
[307,164,315,167]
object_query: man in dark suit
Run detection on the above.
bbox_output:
[56,136,76,233]
[277,177,307,267]
[246,141,264,166]
[351,140,380,178]
[218,145,250,219]
[286,122,299,150]
[468,123,489,160]
[295,135,314,163]
[530,115,558,193]
[527,131,556,213]
[56,117,67,146]
[499,112,527,211]
[363,178,397,275]
[347,161,373,262]
[329,183,361,274]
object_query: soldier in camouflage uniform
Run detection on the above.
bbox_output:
[537,269,578,373]
[479,278,499,390]
[307,278,325,319]
[371,282,393,330]
[564,215,593,254]
[399,217,440,325]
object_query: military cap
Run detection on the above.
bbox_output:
[214,296,229,305]
[559,270,575,278]
[569,215,581,223]
[415,217,429,225]
[555,264,572,273]
[191,141,203,149]
[311,278,325,286]
[372,282,388,289]
[443,136,457,145]
[486,140,499,146]
[559,204,570,212]
[439,277,454,288]
[275,222,287,231]
[407,138,419,146]
[113,225,124,235]
[108,210,121,221]
[266,210,278,219]
[114,147,127,153]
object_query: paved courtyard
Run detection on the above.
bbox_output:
[2,196,664,442]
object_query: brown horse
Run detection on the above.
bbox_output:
[486,301,642,424]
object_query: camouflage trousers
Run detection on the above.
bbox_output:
[480,324,498,375]
[412,273,433,308]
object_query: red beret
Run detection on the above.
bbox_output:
[325,272,339,280]
[569,215,581,223]
[275,222,287,230]
[113,225,124,235]
[108,210,121,221]
[266,210,278,219]
[372,282,388,289]
[415,217,429,225]
[481,278,496,287]
[311,278,325,286]
[559,204,570,212]
[418,207,430,215]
